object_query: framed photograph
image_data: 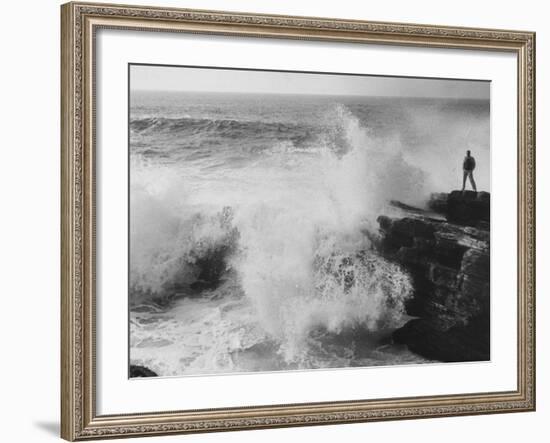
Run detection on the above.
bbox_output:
[61,2,536,440]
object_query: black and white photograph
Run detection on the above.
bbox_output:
[128,64,490,378]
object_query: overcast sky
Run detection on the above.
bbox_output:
[130,64,489,99]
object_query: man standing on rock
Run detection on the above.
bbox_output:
[461,150,477,193]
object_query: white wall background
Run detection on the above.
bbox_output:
[0,0,546,442]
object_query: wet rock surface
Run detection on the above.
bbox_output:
[375,191,490,362]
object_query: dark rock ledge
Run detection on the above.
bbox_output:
[375,191,490,362]
[130,365,158,378]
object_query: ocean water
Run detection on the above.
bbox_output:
[129,91,490,376]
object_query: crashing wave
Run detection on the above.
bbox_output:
[130,103,426,365]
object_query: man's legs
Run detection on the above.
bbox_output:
[468,171,477,192]
[462,170,468,192]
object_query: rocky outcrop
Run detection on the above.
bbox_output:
[375,191,490,362]
[130,365,158,378]
[429,190,490,227]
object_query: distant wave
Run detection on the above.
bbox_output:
[131,116,314,140]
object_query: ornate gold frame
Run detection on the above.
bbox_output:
[61,1,536,440]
